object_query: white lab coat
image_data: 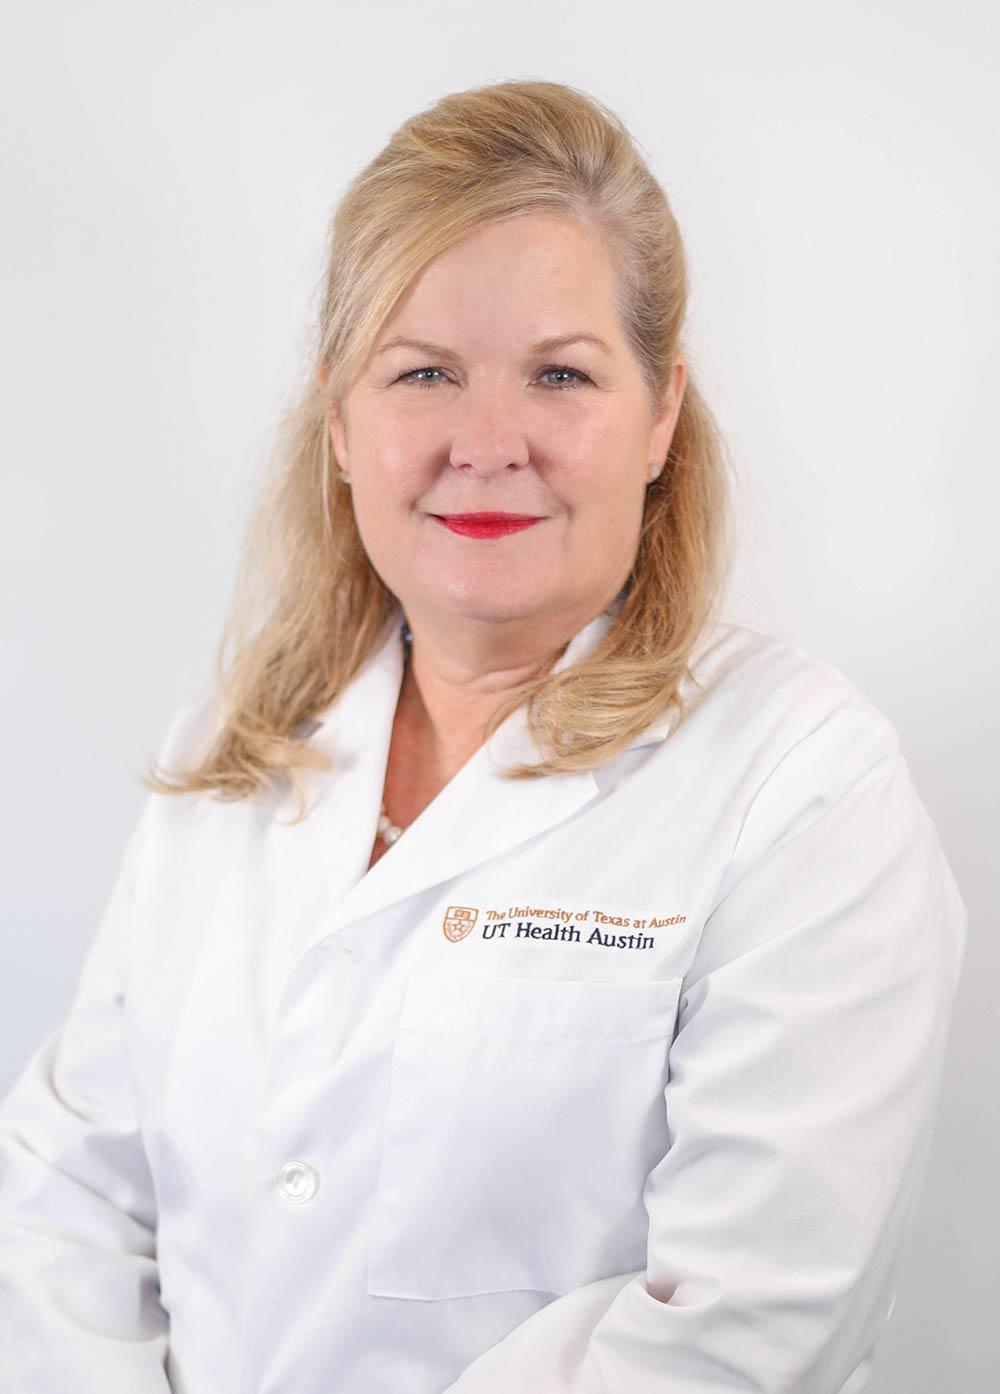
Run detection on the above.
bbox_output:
[0,608,968,1394]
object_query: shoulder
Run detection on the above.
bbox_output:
[155,687,225,769]
[685,617,901,751]
[659,618,905,821]
[130,688,229,895]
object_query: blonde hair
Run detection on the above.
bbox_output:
[143,78,736,823]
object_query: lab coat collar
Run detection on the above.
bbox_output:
[279,603,672,964]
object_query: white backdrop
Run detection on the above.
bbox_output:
[1,2,995,1389]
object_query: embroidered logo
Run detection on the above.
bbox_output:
[442,905,478,942]
[443,901,688,950]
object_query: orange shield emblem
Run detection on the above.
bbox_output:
[442,905,478,942]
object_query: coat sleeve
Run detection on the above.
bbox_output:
[0,702,208,1391]
[442,706,969,1394]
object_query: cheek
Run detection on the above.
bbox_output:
[554,435,647,565]
[569,406,643,468]
[351,444,429,513]
[347,451,435,582]
[344,398,431,483]
[550,423,646,515]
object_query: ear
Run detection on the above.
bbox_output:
[317,364,348,472]
[649,356,688,467]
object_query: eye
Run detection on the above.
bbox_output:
[394,364,593,391]
[396,366,448,389]
[538,364,592,390]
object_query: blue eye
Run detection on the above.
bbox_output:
[539,365,590,389]
[399,367,448,388]
[395,364,592,391]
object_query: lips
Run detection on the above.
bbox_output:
[431,512,544,539]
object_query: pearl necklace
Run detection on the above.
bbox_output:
[377,802,404,845]
[378,618,412,846]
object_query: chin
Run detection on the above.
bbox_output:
[413,582,552,628]
[413,564,545,614]
[438,597,545,626]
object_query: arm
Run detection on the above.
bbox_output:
[0,804,171,1390]
[443,709,968,1394]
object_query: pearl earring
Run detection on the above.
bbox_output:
[647,463,662,482]
[338,469,351,484]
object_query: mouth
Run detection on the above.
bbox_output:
[430,512,545,539]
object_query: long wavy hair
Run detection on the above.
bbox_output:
[143,78,737,823]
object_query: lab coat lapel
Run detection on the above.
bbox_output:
[262,610,405,991]
[294,608,621,959]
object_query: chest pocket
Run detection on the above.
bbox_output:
[366,968,683,1300]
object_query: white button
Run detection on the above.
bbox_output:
[276,1159,319,1203]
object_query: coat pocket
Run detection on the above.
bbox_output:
[366,968,682,1300]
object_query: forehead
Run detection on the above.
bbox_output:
[376,213,623,352]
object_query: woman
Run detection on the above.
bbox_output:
[0,80,967,1394]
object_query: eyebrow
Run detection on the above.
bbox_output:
[374,332,614,359]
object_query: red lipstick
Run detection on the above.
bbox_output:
[432,512,544,539]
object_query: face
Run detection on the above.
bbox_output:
[326,212,686,646]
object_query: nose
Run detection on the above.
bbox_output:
[447,381,531,477]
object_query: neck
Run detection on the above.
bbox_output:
[396,634,551,779]
[396,601,611,776]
